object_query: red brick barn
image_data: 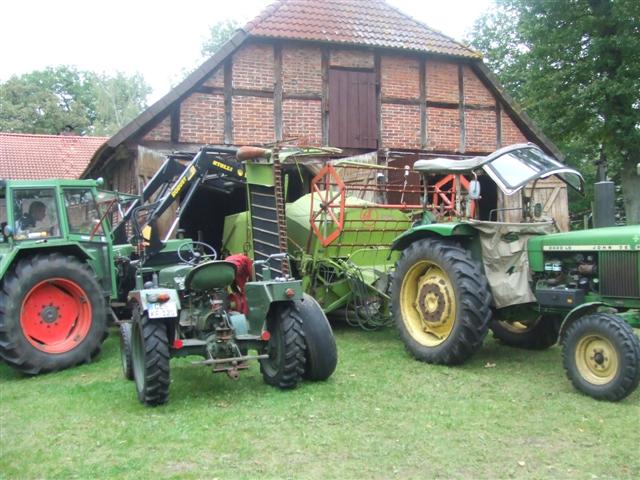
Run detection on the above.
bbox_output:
[84,0,570,245]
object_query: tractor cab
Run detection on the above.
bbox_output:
[413,143,584,223]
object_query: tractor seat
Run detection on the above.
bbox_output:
[414,156,489,173]
[184,260,237,291]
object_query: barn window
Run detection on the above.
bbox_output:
[328,69,377,149]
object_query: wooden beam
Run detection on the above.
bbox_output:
[420,58,427,150]
[170,104,180,143]
[458,65,466,154]
[321,47,329,146]
[496,100,503,148]
[283,93,323,101]
[374,52,382,148]
[274,44,283,142]
[224,58,233,145]
[381,97,420,106]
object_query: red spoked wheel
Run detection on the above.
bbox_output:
[309,164,346,247]
[20,278,93,354]
[432,174,476,219]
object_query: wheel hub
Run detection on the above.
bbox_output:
[415,273,453,328]
[39,305,60,324]
[575,335,618,385]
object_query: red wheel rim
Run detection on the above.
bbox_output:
[20,278,93,353]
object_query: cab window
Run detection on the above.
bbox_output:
[64,188,104,237]
[13,189,60,240]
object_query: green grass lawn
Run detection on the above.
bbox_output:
[1,325,638,479]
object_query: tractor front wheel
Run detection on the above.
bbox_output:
[391,239,491,365]
[0,254,107,374]
[260,302,305,389]
[562,313,640,401]
[131,313,170,406]
[296,294,337,381]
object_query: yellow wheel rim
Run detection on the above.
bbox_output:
[399,260,456,347]
[574,334,619,385]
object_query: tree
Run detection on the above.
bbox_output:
[0,66,151,136]
[201,19,239,58]
[468,0,640,223]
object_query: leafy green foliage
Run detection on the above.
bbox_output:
[468,0,640,222]
[201,19,240,58]
[0,66,151,136]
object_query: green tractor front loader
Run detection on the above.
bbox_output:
[390,143,640,401]
[116,146,337,406]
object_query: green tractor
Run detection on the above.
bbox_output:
[115,145,337,405]
[0,178,134,373]
[390,143,640,401]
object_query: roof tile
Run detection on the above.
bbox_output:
[0,133,107,180]
[246,0,480,58]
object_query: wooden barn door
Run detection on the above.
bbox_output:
[498,177,570,231]
[328,69,377,149]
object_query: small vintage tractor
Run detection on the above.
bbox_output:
[0,178,134,374]
[116,146,337,405]
[390,143,640,401]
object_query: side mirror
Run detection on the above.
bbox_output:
[468,180,481,200]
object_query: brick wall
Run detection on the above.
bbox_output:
[233,43,274,90]
[502,111,528,146]
[202,67,224,88]
[426,60,459,104]
[283,46,322,95]
[283,99,322,145]
[463,66,494,106]
[142,115,171,142]
[179,92,225,144]
[232,96,275,145]
[381,104,421,149]
[427,107,460,151]
[330,48,374,69]
[138,42,536,156]
[381,56,420,100]
[465,109,497,152]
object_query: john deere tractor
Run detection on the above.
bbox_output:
[390,143,640,401]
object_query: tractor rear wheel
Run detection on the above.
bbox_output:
[491,313,560,350]
[391,239,491,365]
[119,322,134,380]
[562,313,640,401]
[296,294,337,381]
[131,313,170,406]
[0,253,107,374]
[260,302,305,388]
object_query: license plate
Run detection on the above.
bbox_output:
[148,302,178,319]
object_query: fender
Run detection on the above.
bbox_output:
[390,222,477,251]
[558,302,605,343]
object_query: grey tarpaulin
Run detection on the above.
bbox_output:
[468,220,557,308]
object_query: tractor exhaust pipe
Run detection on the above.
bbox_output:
[593,181,616,228]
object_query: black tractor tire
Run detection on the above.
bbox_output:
[119,322,134,380]
[260,302,306,389]
[131,313,170,406]
[0,253,108,374]
[562,313,640,402]
[296,294,337,381]
[491,314,560,350]
[391,238,492,365]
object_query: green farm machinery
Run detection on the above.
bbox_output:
[0,178,137,374]
[389,143,640,401]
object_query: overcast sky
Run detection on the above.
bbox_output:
[0,0,493,103]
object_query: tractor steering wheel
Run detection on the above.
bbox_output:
[177,241,218,265]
